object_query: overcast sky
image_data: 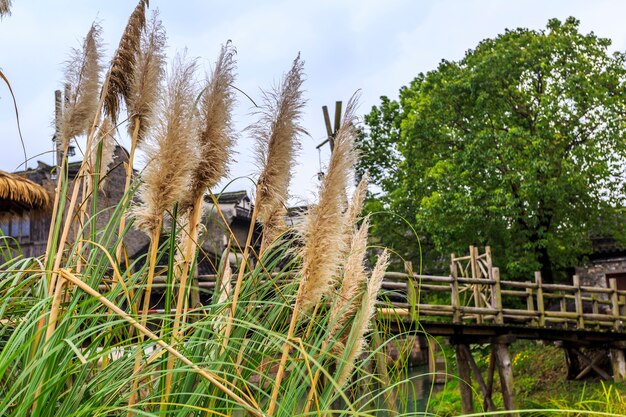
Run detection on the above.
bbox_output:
[2,1,626,204]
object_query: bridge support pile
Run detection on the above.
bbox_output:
[453,336,517,416]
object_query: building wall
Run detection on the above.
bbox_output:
[1,147,151,261]
[576,257,626,290]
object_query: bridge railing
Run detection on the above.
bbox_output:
[134,268,626,332]
[379,270,626,331]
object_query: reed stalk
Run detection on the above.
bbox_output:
[56,269,265,417]
[162,194,202,406]
[267,96,359,416]
[113,118,140,282]
[221,54,304,355]
[128,220,161,412]
[220,206,258,354]
[31,273,67,413]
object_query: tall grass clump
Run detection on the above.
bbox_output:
[0,2,403,416]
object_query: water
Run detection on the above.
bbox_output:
[398,365,444,414]
[364,365,443,415]
[233,364,443,416]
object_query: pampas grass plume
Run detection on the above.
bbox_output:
[253,55,306,226]
[328,217,370,347]
[127,10,165,143]
[104,0,149,121]
[347,173,368,228]
[336,249,389,388]
[0,0,12,17]
[184,42,237,210]
[59,24,102,148]
[133,55,199,233]
[296,96,359,315]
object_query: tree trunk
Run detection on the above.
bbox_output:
[537,244,554,284]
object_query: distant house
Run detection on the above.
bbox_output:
[130,190,262,276]
[0,170,51,259]
[576,237,626,290]
[0,146,152,263]
[0,149,267,274]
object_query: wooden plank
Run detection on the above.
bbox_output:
[542,283,580,292]
[333,101,342,133]
[459,306,499,315]
[457,277,496,285]
[525,287,536,325]
[322,105,333,139]
[501,289,533,297]
[500,309,540,317]
[500,281,537,289]
[384,272,453,283]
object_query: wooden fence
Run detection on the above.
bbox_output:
[379,270,626,331]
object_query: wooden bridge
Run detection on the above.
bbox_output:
[374,247,626,415]
[183,246,626,415]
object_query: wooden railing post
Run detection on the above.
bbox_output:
[573,275,584,329]
[493,267,503,324]
[591,294,599,315]
[535,272,545,327]
[405,261,417,321]
[486,246,494,305]
[610,278,621,331]
[470,246,483,324]
[451,254,461,324]
[526,287,535,325]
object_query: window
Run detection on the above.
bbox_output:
[607,272,626,291]
[0,214,30,239]
[0,217,8,236]
[18,215,30,238]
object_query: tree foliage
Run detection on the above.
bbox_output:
[358,18,626,281]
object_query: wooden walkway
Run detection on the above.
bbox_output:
[373,247,626,416]
[186,246,626,416]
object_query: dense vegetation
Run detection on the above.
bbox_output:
[429,341,626,416]
[0,2,399,416]
[358,17,626,282]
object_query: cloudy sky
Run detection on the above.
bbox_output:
[1,0,626,204]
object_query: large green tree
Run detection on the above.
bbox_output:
[358,18,626,282]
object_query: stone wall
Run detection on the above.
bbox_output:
[576,257,626,288]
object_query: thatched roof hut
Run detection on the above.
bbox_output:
[0,170,50,212]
